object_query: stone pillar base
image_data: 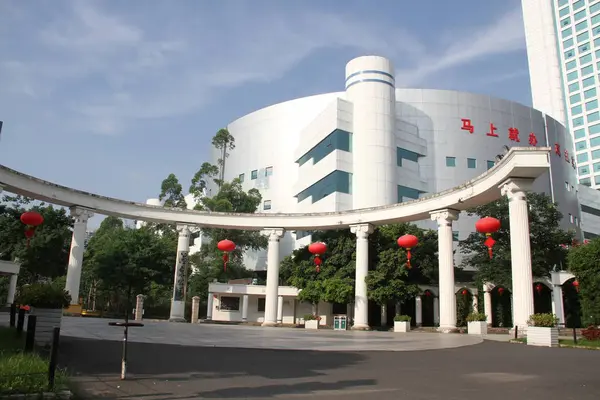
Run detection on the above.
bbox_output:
[169,317,187,323]
[351,324,371,331]
[262,321,278,327]
[437,326,458,333]
[65,304,82,316]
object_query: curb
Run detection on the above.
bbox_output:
[3,390,72,399]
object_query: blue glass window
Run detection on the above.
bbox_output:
[446,157,456,167]
[588,112,600,123]
[569,82,580,92]
[565,49,575,59]
[564,38,574,49]
[566,60,577,70]
[592,15,600,27]
[573,0,585,11]
[563,27,573,38]
[591,2,600,14]
[265,166,273,176]
[590,124,600,135]
[296,170,352,203]
[593,149,600,159]
[576,21,588,32]
[296,129,351,166]
[579,165,590,175]
[581,65,594,76]
[263,200,271,210]
[579,42,590,53]
[583,76,596,88]
[567,70,578,81]
[585,88,597,99]
[576,140,588,151]
[573,116,585,126]
[251,170,258,180]
[238,173,245,183]
[560,6,570,17]
[575,128,586,139]
[486,160,495,170]
[467,158,476,168]
[594,162,600,172]
[558,0,568,7]
[397,147,421,166]
[571,93,582,103]
[580,53,593,64]
[591,136,600,147]
[572,105,583,115]
[578,152,589,163]
[580,177,592,186]
[578,31,590,42]
[587,99,599,111]
[398,185,424,202]
[574,9,587,21]
[562,17,571,27]
[452,231,459,241]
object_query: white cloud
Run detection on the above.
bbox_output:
[0,1,526,135]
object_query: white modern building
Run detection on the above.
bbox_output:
[522,0,600,191]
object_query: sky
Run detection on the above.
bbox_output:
[0,0,530,229]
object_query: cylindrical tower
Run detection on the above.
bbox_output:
[345,56,397,209]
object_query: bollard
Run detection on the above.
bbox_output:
[9,304,16,327]
[24,315,37,352]
[47,327,60,391]
[191,296,200,324]
[514,325,518,340]
[16,308,25,337]
[135,295,144,321]
[109,321,144,380]
[572,327,578,344]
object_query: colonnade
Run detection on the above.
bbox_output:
[59,177,536,332]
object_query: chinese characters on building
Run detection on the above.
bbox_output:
[460,118,575,168]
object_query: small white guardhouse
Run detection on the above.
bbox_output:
[0,260,20,306]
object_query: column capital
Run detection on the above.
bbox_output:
[176,224,191,237]
[429,209,459,226]
[70,207,94,223]
[350,223,373,239]
[499,178,534,200]
[262,228,285,241]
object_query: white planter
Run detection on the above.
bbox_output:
[305,320,319,330]
[467,321,488,335]
[31,308,63,347]
[527,326,559,347]
[394,321,410,333]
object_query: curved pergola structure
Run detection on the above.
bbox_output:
[0,147,550,332]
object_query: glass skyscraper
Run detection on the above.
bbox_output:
[523,0,600,189]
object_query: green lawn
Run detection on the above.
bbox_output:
[510,336,600,349]
[0,326,69,395]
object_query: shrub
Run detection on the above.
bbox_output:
[527,313,558,327]
[466,312,488,322]
[394,315,411,322]
[303,314,321,321]
[16,283,71,309]
[581,325,600,341]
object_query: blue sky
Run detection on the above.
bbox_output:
[0,0,528,228]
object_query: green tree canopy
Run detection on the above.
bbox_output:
[459,192,575,288]
[159,173,188,209]
[567,238,600,326]
[0,195,73,283]
[212,128,235,184]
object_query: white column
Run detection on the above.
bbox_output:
[206,293,214,320]
[65,207,94,306]
[242,295,249,322]
[169,224,191,322]
[552,284,565,326]
[501,179,535,333]
[350,223,373,330]
[415,296,423,327]
[433,297,440,325]
[135,295,144,321]
[472,294,479,313]
[262,228,285,326]
[430,209,459,332]
[6,274,18,305]
[277,296,284,324]
[484,285,493,325]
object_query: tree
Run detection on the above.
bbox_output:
[189,162,220,201]
[567,238,600,326]
[212,128,235,186]
[459,192,574,288]
[159,173,188,209]
[0,195,73,284]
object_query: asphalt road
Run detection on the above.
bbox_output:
[59,336,600,400]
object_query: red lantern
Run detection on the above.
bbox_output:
[308,242,327,273]
[217,239,236,271]
[475,217,501,259]
[535,283,543,295]
[461,289,468,296]
[424,291,431,297]
[397,234,419,269]
[20,211,44,247]
[573,280,580,293]
[498,287,505,296]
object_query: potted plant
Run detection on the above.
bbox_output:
[16,283,71,347]
[527,313,559,347]
[466,312,488,335]
[304,314,321,330]
[394,315,411,332]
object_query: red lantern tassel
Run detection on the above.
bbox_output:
[314,256,322,273]
[484,233,496,259]
[406,249,412,269]
[222,253,229,272]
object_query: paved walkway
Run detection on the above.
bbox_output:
[59,317,486,351]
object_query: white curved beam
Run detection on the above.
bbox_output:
[0,147,550,230]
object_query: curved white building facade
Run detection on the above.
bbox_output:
[205,55,587,270]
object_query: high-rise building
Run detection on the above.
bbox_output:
[522,0,600,189]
